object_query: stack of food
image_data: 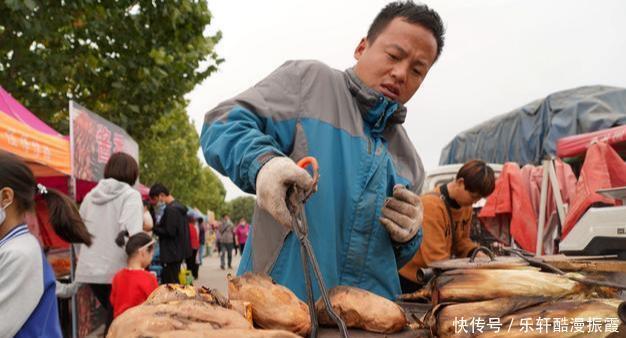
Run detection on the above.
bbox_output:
[229,273,410,335]
[107,283,300,338]
[108,273,413,337]
[401,265,626,338]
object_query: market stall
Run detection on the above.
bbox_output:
[1,87,150,337]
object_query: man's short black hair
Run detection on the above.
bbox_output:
[149,183,170,198]
[456,160,496,198]
[367,1,445,61]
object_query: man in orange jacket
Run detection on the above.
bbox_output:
[399,160,495,292]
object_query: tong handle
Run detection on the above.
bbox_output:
[298,156,319,186]
[469,246,496,262]
[297,156,319,171]
[293,156,320,202]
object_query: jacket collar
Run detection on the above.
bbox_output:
[344,67,407,134]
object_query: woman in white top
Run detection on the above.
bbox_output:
[75,152,143,334]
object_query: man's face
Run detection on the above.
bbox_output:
[455,179,483,207]
[354,18,438,104]
[150,194,166,205]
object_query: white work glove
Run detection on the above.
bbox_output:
[380,184,423,243]
[256,157,314,228]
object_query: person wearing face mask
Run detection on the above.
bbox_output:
[75,152,144,335]
[200,1,444,300]
[398,160,496,293]
[149,183,191,284]
[0,151,92,338]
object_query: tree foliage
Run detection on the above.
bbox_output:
[0,0,222,137]
[225,196,255,224]
[0,0,225,211]
[140,109,225,212]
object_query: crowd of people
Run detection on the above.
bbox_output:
[0,150,252,337]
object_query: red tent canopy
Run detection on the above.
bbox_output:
[557,125,626,158]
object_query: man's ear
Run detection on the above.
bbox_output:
[354,37,368,60]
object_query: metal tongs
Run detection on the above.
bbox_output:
[287,156,349,338]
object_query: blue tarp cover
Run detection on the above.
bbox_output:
[440,86,626,165]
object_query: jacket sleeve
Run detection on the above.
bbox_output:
[119,190,144,236]
[200,61,305,193]
[153,207,176,238]
[394,227,422,268]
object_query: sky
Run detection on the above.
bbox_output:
[186,0,626,201]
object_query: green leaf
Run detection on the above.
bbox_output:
[23,0,36,10]
[0,0,224,211]
[4,0,20,11]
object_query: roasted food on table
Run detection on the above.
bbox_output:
[429,268,617,304]
[399,263,625,338]
[145,284,199,305]
[228,273,311,336]
[146,328,301,338]
[315,285,408,334]
[106,299,252,338]
[428,298,624,338]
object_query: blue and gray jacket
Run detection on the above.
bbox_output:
[201,60,424,300]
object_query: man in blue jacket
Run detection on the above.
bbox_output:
[201,1,444,300]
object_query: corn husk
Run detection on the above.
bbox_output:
[478,299,623,338]
[427,298,624,338]
[432,269,616,304]
[426,297,548,338]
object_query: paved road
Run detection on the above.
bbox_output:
[195,247,242,295]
